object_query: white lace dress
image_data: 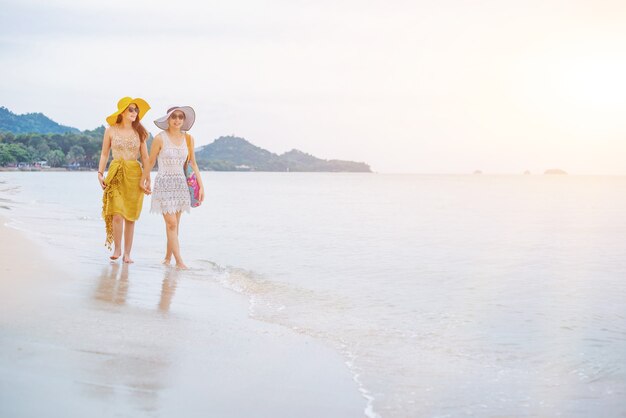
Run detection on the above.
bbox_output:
[150,131,191,214]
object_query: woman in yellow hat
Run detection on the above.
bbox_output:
[97,97,151,263]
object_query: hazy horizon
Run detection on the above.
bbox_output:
[1,0,625,174]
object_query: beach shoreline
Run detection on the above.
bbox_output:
[0,214,367,417]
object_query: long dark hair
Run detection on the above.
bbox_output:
[115,110,149,143]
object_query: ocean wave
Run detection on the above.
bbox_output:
[190,258,381,417]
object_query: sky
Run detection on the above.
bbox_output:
[1,0,625,174]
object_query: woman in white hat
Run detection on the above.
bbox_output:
[98,96,151,263]
[142,106,204,269]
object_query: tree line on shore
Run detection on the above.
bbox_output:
[0,130,372,172]
[0,128,106,168]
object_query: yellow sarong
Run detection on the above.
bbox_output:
[102,159,144,250]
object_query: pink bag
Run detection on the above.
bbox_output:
[184,133,201,207]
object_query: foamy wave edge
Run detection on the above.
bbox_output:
[190,259,381,418]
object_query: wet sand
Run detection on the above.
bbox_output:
[0,217,366,417]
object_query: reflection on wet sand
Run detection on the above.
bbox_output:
[158,268,179,313]
[85,263,175,414]
[94,264,180,312]
[94,263,129,305]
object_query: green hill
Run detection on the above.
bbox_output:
[0,106,80,134]
[195,136,285,171]
[195,136,371,172]
[279,149,371,172]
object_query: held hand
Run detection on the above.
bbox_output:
[140,177,151,195]
[98,173,106,190]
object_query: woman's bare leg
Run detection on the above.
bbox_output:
[111,214,123,259]
[176,211,182,235]
[123,219,135,263]
[163,220,172,264]
[163,212,187,269]
[163,212,183,264]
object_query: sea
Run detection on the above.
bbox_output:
[1,171,625,417]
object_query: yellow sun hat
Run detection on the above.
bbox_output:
[105,97,151,126]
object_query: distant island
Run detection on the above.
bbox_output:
[193,136,370,172]
[544,169,567,175]
[0,106,371,172]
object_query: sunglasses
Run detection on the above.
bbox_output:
[170,113,185,120]
[127,106,139,114]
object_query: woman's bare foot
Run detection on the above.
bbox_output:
[110,248,121,260]
[175,262,188,270]
[123,255,134,264]
[161,258,171,265]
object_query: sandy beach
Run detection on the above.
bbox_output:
[0,216,366,417]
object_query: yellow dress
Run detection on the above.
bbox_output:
[102,127,144,250]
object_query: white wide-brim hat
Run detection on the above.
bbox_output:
[154,106,196,131]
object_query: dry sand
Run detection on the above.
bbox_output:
[0,216,366,417]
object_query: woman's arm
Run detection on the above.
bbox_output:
[188,134,205,203]
[139,139,151,193]
[140,134,163,194]
[97,127,112,189]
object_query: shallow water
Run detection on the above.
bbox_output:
[2,172,625,417]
